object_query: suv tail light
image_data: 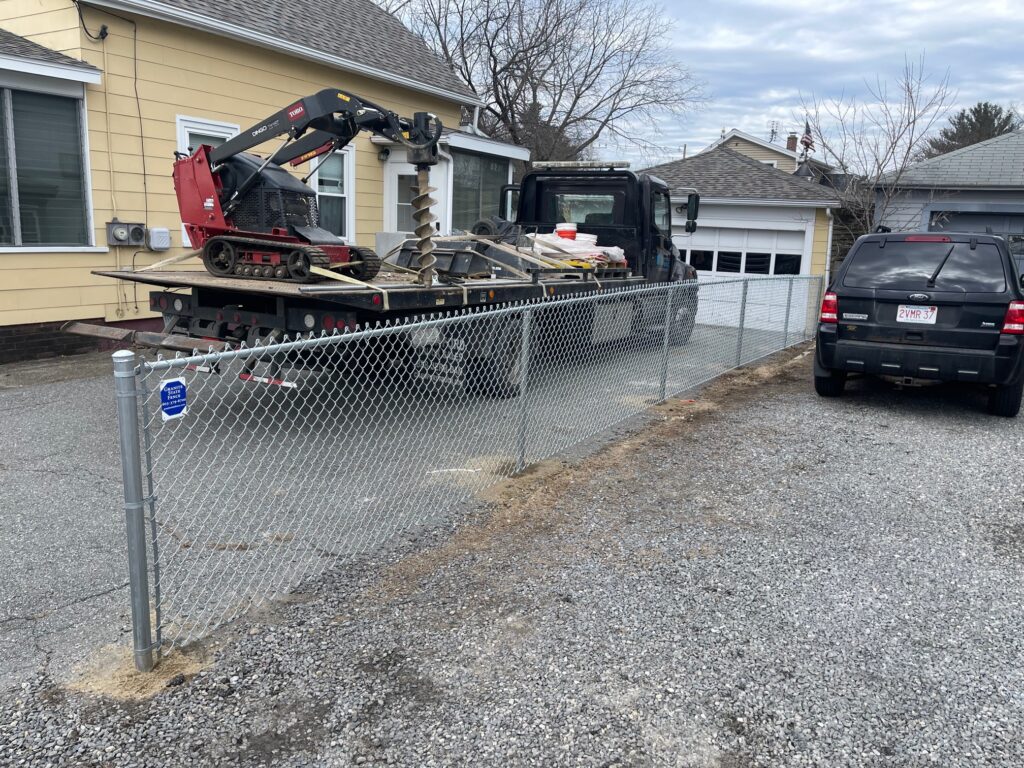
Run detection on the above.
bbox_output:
[820,291,838,323]
[1002,301,1024,334]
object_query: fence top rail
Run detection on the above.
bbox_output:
[139,274,822,373]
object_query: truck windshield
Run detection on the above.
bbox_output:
[843,240,1007,292]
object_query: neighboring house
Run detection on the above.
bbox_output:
[705,128,830,175]
[876,130,1024,256]
[0,1,526,362]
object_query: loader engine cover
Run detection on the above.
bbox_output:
[218,153,321,234]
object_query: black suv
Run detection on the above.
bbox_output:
[814,232,1024,417]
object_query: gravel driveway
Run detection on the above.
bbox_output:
[3,349,1023,766]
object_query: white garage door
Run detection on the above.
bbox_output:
[672,226,811,333]
[672,226,806,277]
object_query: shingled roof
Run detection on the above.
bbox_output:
[644,147,839,205]
[886,130,1024,189]
[0,27,99,73]
[85,0,477,103]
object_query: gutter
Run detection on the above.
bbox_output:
[81,0,483,107]
[692,197,841,208]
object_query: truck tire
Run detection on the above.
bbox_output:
[987,379,1023,417]
[467,315,526,399]
[668,288,698,346]
[814,369,847,397]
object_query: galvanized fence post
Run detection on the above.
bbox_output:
[735,280,750,366]
[515,308,534,473]
[112,350,155,673]
[658,283,675,402]
[782,277,794,348]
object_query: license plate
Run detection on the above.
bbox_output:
[896,304,937,324]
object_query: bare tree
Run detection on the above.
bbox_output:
[395,0,702,161]
[801,57,955,244]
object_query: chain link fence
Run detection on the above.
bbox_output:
[113,275,823,669]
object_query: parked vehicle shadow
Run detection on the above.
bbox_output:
[839,374,996,417]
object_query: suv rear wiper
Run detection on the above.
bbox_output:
[927,244,956,287]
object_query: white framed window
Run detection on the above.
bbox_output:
[175,116,238,246]
[760,160,778,168]
[0,87,91,247]
[176,115,238,156]
[311,146,355,241]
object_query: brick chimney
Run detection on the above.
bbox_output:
[786,133,798,152]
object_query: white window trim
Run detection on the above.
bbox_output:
[175,115,239,246]
[760,160,778,168]
[310,145,356,243]
[0,82,96,249]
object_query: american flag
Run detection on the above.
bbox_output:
[800,119,815,151]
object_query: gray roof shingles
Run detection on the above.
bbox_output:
[644,147,839,204]
[124,0,476,102]
[886,130,1024,189]
[0,27,99,72]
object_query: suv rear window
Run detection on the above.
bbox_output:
[843,240,1007,292]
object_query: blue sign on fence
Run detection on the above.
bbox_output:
[159,378,188,421]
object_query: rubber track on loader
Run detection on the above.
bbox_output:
[203,236,331,283]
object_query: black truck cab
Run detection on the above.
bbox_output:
[511,165,697,283]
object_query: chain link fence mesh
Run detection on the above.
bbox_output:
[131,275,822,648]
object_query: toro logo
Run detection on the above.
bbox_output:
[287,103,306,121]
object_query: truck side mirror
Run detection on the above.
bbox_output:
[686,193,699,224]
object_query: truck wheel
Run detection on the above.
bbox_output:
[814,369,847,397]
[467,316,526,399]
[668,289,698,346]
[987,379,1023,417]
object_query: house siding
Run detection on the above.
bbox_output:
[0,3,463,331]
[877,188,1024,233]
[720,137,796,172]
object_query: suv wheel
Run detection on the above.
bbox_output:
[814,369,847,398]
[987,379,1023,418]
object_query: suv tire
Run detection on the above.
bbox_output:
[814,369,847,397]
[987,379,1023,417]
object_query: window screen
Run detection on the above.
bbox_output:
[843,240,1007,292]
[10,91,88,246]
[396,174,417,232]
[452,150,507,231]
[316,153,347,238]
[0,108,10,245]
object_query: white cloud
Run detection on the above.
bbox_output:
[629,0,1024,165]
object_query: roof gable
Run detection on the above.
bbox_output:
[643,147,839,205]
[0,27,101,81]
[86,0,477,104]
[888,130,1024,189]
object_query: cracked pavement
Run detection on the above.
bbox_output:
[0,352,133,692]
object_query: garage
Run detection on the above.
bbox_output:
[645,147,838,332]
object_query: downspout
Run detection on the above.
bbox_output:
[467,105,488,137]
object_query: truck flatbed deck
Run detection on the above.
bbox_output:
[94,267,645,315]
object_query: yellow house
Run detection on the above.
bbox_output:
[706,128,830,175]
[0,0,526,361]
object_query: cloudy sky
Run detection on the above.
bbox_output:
[622,0,1023,163]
